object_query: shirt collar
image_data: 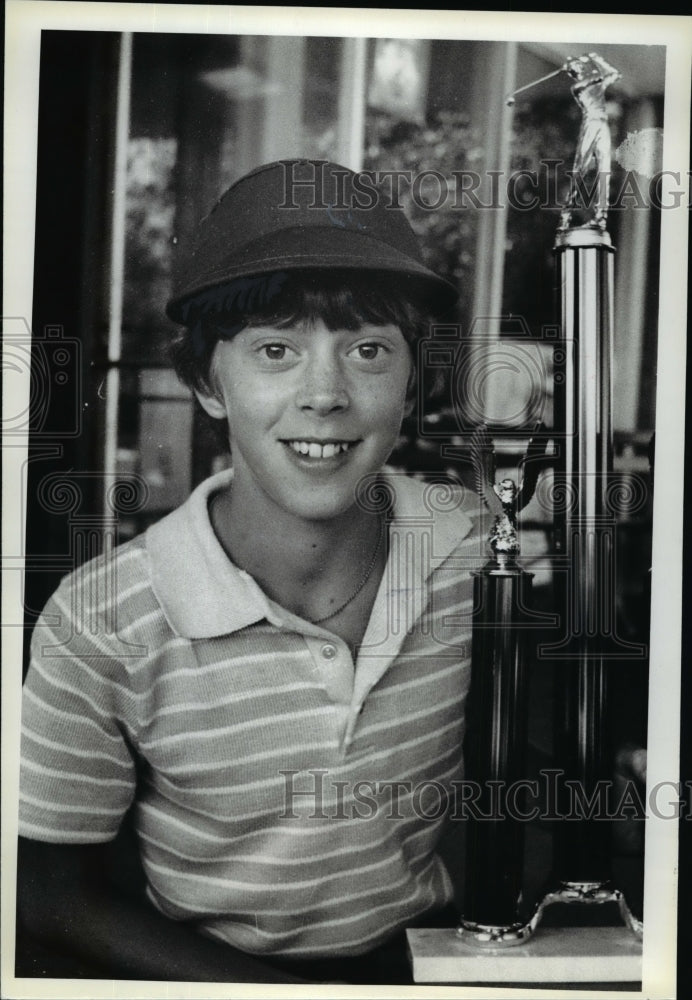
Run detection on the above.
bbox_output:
[146,468,474,640]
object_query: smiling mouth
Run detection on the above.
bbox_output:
[283,440,358,459]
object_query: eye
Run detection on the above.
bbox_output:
[351,342,386,361]
[248,333,298,363]
[261,343,289,360]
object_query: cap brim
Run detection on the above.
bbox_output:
[166,225,459,323]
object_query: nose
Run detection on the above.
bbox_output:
[296,348,349,416]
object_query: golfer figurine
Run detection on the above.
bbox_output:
[558,53,622,232]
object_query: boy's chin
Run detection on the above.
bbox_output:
[275,474,384,522]
[282,494,363,523]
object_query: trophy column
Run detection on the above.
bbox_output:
[552,227,615,885]
[462,553,533,932]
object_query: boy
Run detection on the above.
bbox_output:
[18,160,480,984]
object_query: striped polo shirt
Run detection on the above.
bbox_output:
[20,469,482,959]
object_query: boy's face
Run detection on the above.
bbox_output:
[196,319,413,523]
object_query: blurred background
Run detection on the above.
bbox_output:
[21,31,661,943]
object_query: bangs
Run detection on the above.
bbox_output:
[216,271,427,346]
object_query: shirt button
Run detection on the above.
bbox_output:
[321,642,338,660]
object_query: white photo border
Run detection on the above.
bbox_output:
[3,5,690,999]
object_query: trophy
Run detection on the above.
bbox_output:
[407,54,644,983]
[459,425,548,936]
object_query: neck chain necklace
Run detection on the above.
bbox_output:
[209,491,385,626]
[309,516,386,625]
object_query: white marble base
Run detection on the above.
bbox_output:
[406,926,642,983]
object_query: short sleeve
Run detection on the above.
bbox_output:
[20,574,139,844]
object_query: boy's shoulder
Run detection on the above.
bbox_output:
[51,469,231,598]
[384,469,482,525]
[31,475,231,665]
[49,531,150,606]
[382,469,484,566]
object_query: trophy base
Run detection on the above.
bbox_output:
[408,882,642,984]
[406,925,642,984]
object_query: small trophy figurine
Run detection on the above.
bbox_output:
[470,423,548,558]
[506,52,621,233]
[558,53,622,232]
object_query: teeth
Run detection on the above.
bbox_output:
[288,441,351,459]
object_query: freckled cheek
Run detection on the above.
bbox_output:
[221,378,289,424]
[360,371,410,421]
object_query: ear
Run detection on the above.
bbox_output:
[403,360,417,416]
[194,387,228,420]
